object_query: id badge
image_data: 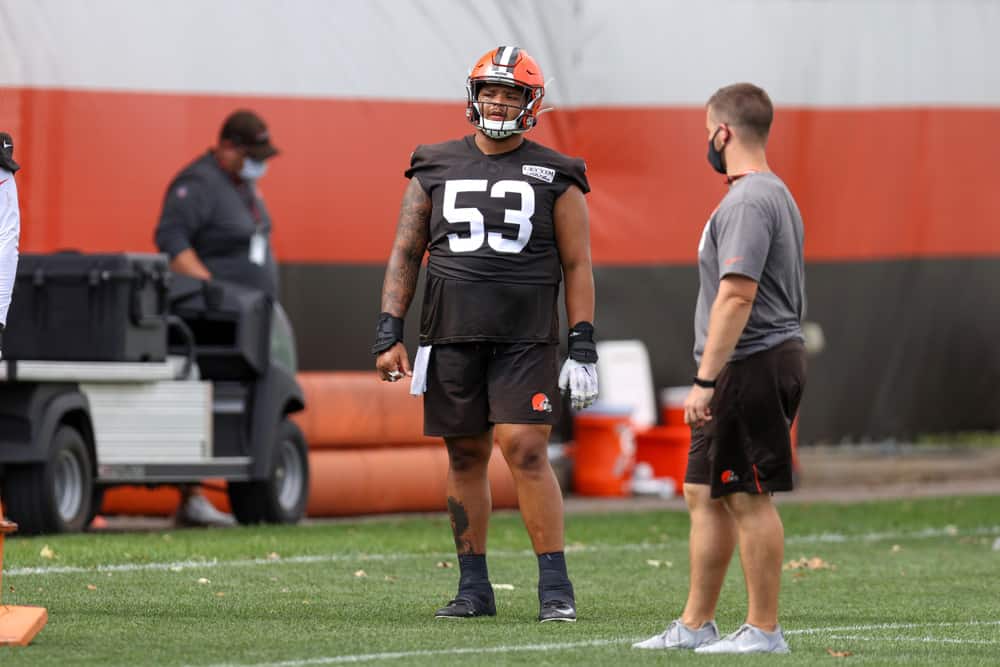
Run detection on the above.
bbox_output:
[249,232,267,266]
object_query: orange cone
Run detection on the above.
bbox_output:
[0,501,47,646]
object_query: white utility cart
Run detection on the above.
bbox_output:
[0,253,309,534]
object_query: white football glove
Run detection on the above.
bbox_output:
[558,358,599,411]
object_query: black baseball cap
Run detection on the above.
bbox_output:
[219,110,279,160]
[0,132,20,173]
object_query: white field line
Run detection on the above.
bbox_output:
[785,619,1000,635]
[198,639,624,667]
[827,634,1000,645]
[784,525,998,545]
[193,620,1000,667]
[5,524,1000,577]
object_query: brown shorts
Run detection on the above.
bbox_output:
[685,339,806,498]
[423,342,561,437]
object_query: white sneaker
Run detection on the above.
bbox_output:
[694,623,790,654]
[632,619,720,649]
[175,493,236,527]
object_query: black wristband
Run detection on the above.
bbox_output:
[371,312,404,355]
[568,321,598,363]
[692,376,716,389]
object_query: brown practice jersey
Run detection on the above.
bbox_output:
[406,135,589,345]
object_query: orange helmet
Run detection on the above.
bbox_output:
[466,46,545,139]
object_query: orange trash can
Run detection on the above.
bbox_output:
[659,386,690,427]
[634,425,691,496]
[571,409,635,497]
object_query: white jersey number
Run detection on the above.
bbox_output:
[442,179,535,254]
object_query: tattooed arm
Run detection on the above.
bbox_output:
[381,177,431,316]
[375,178,431,379]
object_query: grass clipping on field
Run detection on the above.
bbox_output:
[783,556,835,571]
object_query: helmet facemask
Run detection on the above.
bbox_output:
[466,80,544,139]
[465,46,546,139]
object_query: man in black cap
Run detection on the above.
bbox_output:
[156,110,280,298]
[0,132,21,361]
[154,110,280,526]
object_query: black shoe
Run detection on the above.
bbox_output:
[538,597,577,623]
[434,593,496,619]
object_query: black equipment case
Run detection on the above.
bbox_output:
[167,275,272,380]
[4,252,169,362]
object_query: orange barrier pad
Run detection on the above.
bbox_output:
[101,484,228,516]
[293,371,438,449]
[101,447,518,517]
[306,447,517,516]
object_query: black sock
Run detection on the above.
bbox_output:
[458,554,490,591]
[537,551,574,601]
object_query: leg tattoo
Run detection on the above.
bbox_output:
[447,496,474,554]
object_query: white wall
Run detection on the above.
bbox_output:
[1,0,997,106]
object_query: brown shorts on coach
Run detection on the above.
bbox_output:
[685,339,806,498]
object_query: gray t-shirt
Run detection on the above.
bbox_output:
[694,172,805,364]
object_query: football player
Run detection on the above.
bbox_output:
[373,46,598,622]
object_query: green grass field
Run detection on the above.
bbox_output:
[2,495,998,666]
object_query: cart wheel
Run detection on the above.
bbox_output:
[228,419,309,525]
[2,424,95,535]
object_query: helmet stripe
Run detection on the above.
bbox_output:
[495,45,520,67]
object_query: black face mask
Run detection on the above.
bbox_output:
[707,126,727,175]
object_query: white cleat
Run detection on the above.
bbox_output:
[694,623,790,654]
[175,493,236,527]
[632,619,720,649]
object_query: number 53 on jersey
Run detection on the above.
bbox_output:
[442,179,535,254]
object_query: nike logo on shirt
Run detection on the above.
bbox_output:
[0,179,7,187]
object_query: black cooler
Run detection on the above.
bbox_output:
[5,252,169,362]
